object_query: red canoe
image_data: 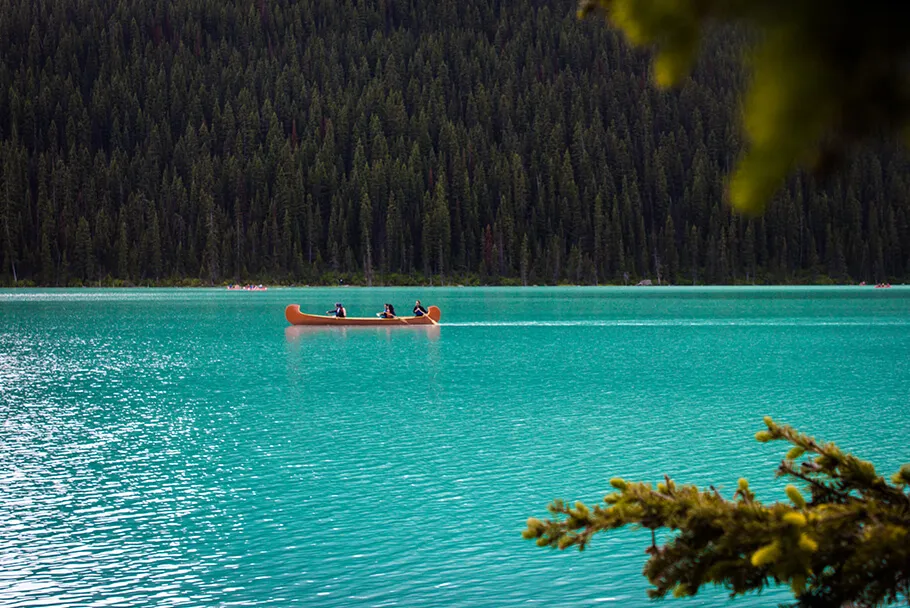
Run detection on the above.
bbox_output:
[285,305,441,326]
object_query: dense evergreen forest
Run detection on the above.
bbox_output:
[1,0,908,286]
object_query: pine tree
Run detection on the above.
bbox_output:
[0,146,19,283]
[567,244,582,284]
[743,222,757,283]
[423,171,450,278]
[385,193,403,274]
[661,214,678,284]
[688,225,700,284]
[74,216,93,282]
[117,221,129,281]
[148,204,163,280]
[520,234,531,286]
[192,154,219,283]
[360,191,373,285]
[718,227,730,284]
[593,193,606,282]
[282,207,293,276]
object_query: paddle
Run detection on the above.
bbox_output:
[399,313,435,325]
[392,306,436,325]
[414,306,436,325]
[375,304,435,325]
[410,304,433,324]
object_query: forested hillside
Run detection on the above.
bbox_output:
[1,0,908,286]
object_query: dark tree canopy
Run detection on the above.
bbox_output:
[1,0,909,287]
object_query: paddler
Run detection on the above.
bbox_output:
[377,303,396,318]
[327,302,346,318]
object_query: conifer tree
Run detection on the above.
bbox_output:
[524,417,910,607]
[385,193,403,274]
[74,216,93,282]
[0,0,908,286]
[116,221,129,281]
[661,214,678,283]
[360,191,373,286]
[0,147,19,283]
[147,204,163,280]
[520,234,531,286]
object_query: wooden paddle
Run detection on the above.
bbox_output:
[411,304,436,325]
[393,307,436,325]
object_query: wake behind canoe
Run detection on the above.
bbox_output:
[285,305,441,326]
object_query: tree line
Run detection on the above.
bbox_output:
[1,0,909,287]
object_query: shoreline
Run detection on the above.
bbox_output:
[0,281,900,290]
[0,271,897,290]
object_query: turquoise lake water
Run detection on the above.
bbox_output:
[1,286,909,606]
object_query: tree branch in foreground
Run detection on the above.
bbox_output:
[523,417,910,607]
[577,0,910,216]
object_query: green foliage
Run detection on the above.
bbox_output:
[1,0,909,286]
[578,0,910,216]
[523,417,910,607]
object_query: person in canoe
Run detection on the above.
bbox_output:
[377,303,396,318]
[413,300,427,316]
[326,302,346,318]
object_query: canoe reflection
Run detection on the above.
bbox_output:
[284,324,440,342]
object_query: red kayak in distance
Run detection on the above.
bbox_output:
[285,305,441,326]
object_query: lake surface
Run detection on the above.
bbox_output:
[1,287,909,607]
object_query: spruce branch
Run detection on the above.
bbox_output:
[524,418,910,606]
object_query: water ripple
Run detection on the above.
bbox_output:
[1,287,909,606]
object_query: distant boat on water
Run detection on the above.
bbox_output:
[285,305,441,326]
